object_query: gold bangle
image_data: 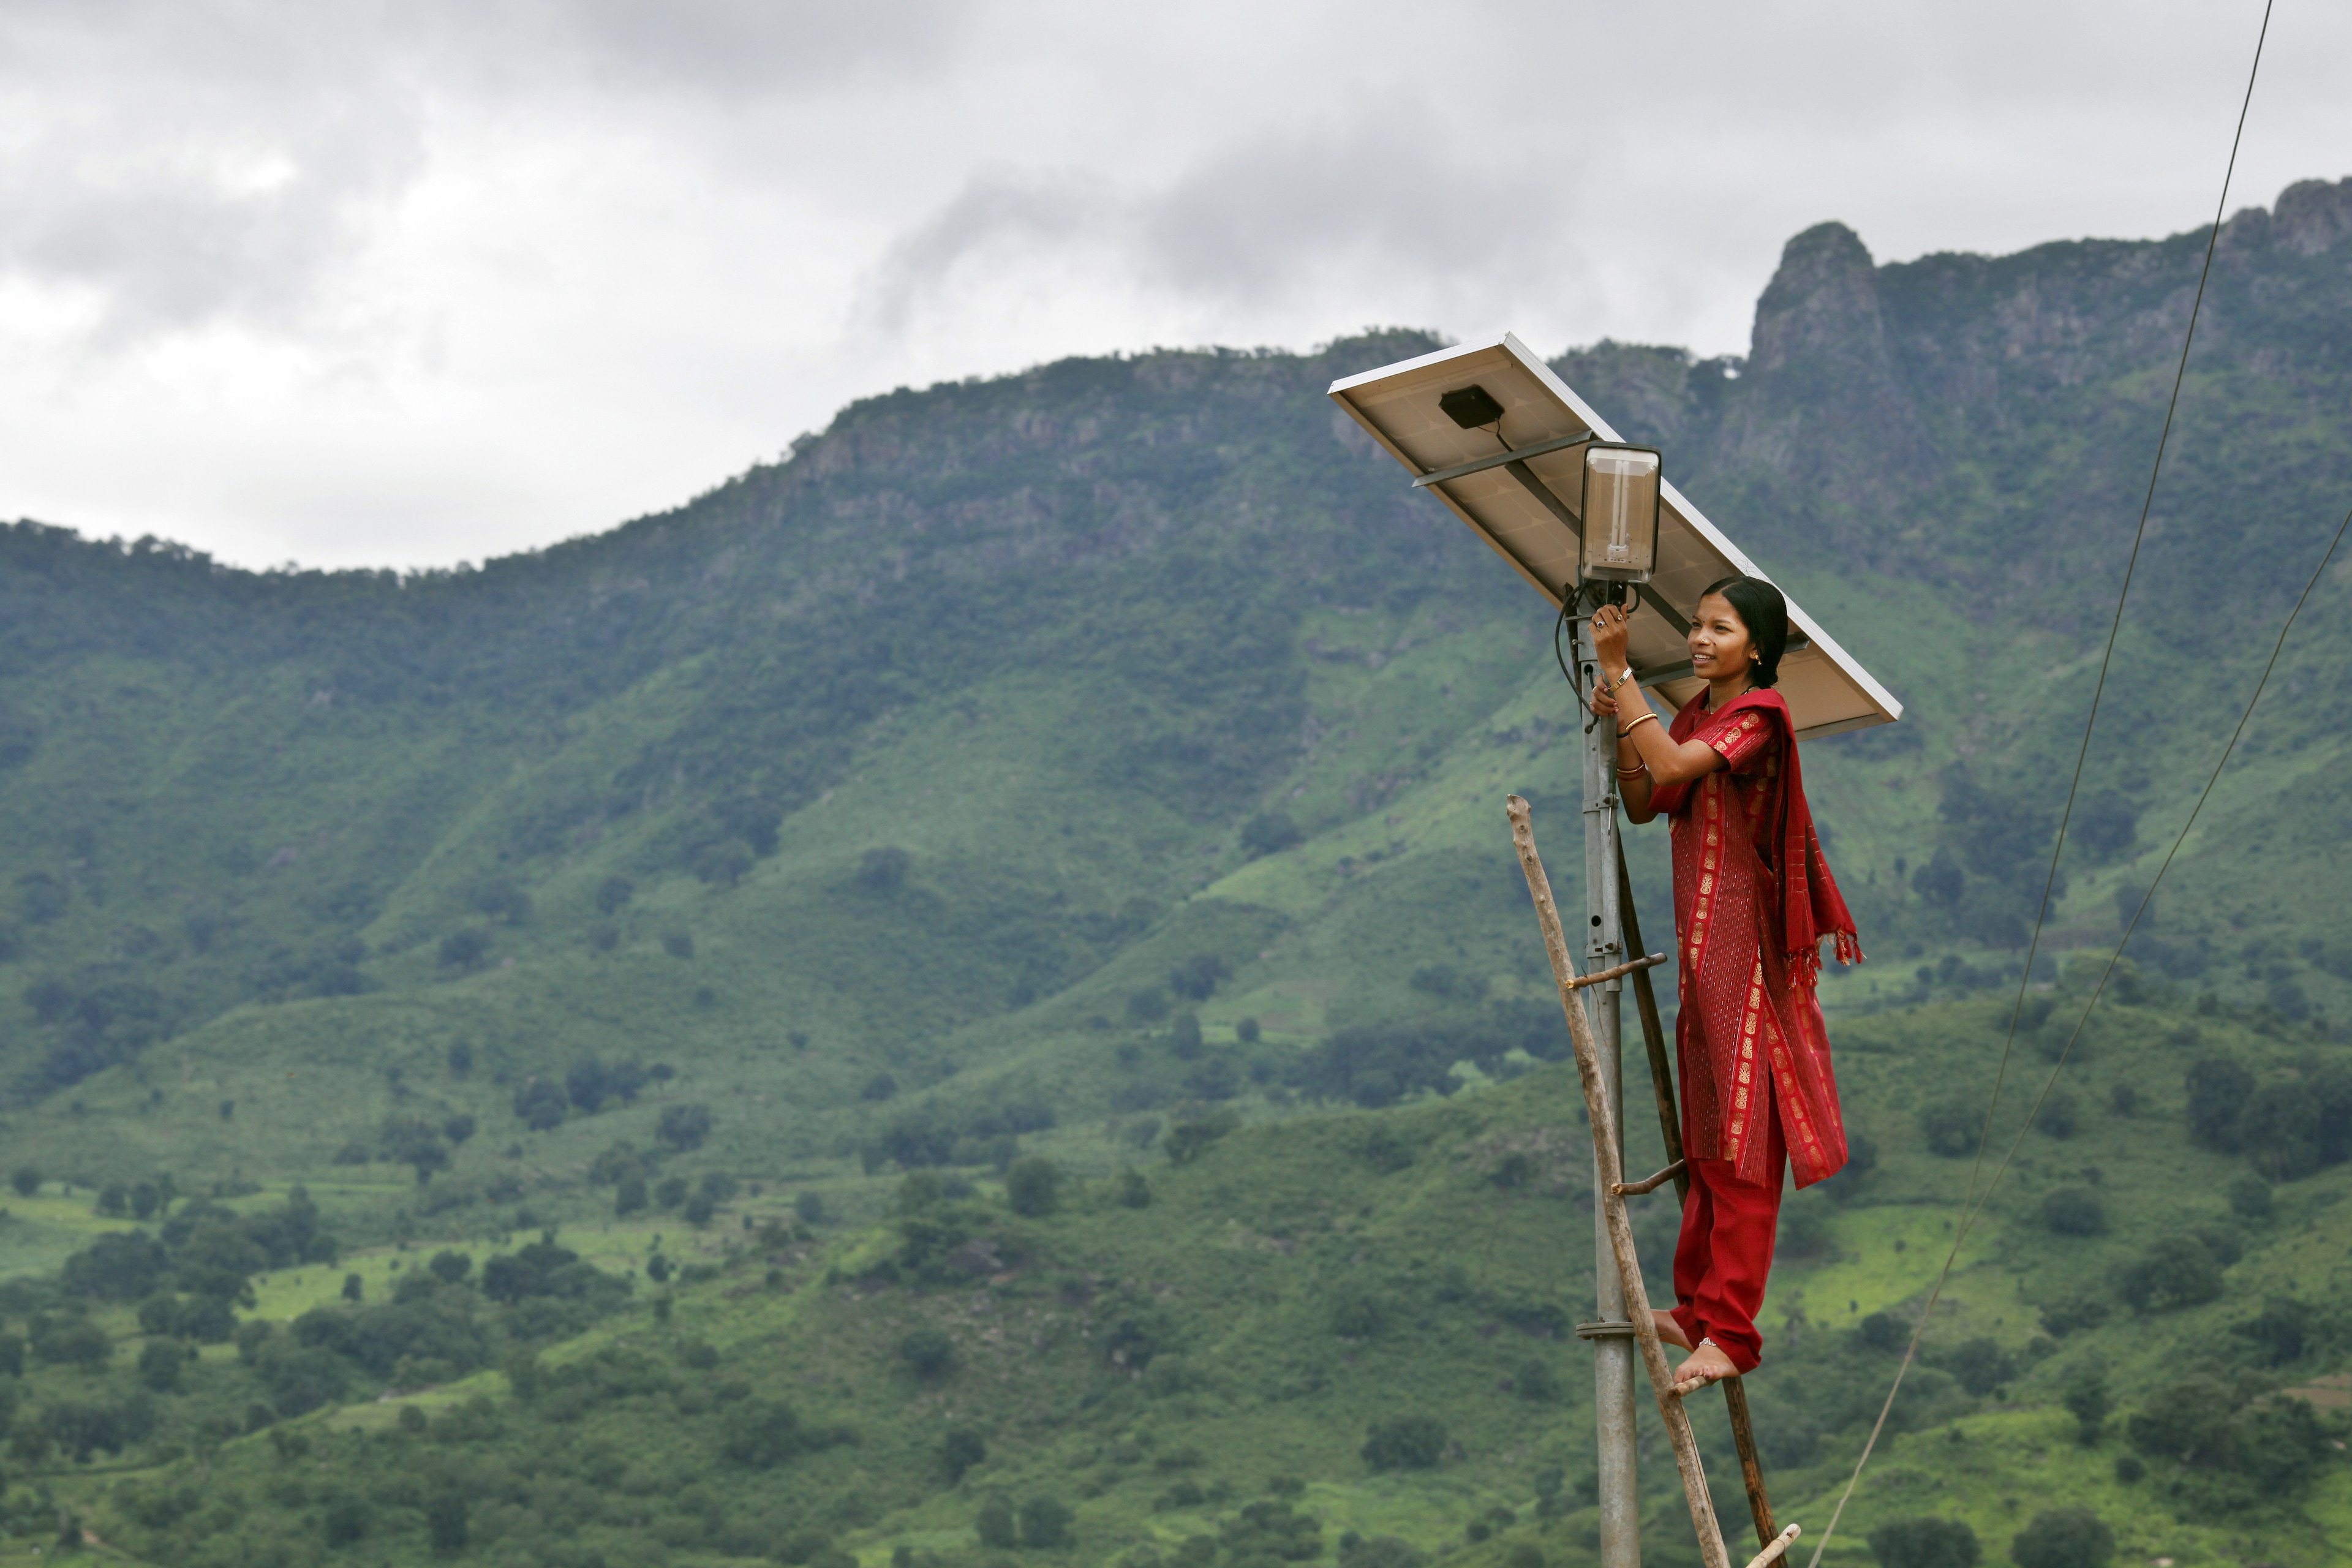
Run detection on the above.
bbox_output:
[1619,712,1660,739]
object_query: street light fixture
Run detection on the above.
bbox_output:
[1581,444,1661,583]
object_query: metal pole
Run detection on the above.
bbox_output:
[1577,607,1638,1568]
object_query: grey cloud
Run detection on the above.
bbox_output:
[859,110,1590,341]
[0,0,964,339]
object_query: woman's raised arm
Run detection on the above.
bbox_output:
[1588,603,1727,823]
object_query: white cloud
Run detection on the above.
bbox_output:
[0,0,2342,568]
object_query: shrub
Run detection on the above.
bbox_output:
[1869,1517,1980,1568]
[941,1427,987,1483]
[2061,1370,2109,1444]
[1240,813,1302,858]
[616,1175,648,1216]
[2228,1174,2274,1219]
[438,929,491,970]
[1019,1496,1073,1549]
[976,1498,1019,1550]
[2240,1082,2322,1180]
[1513,1357,1563,1402]
[1237,1016,1262,1044]
[2185,1057,2255,1149]
[1170,954,1231,1001]
[720,1399,805,1469]
[426,1490,468,1553]
[2040,1187,2105,1235]
[1858,1313,1912,1354]
[1170,1012,1204,1059]
[1360,1414,1447,1471]
[1777,1201,1837,1260]
[858,847,911,891]
[33,1316,113,1368]
[2032,1090,2078,1139]
[2038,1294,2110,1338]
[322,1493,371,1548]
[862,1072,899,1102]
[1166,1110,1240,1165]
[1118,1169,1152,1209]
[684,1194,717,1227]
[1329,1291,1389,1338]
[662,929,695,960]
[1128,987,1172,1023]
[1918,1099,1981,1157]
[511,1080,567,1131]
[10,1165,39,1197]
[136,1338,183,1392]
[657,1103,713,1151]
[795,1191,825,1224]
[900,1328,956,1380]
[1006,1156,1062,1217]
[2115,1235,2224,1313]
[2008,1509,2112,1568]
[1943,1338,2015,1397]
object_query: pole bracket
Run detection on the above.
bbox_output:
[1568,952,1667,990]
[1611,1159,1687,1197]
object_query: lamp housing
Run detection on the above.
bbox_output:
[1580,443,1662,582]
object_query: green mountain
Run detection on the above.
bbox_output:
[0,176,2350,1568]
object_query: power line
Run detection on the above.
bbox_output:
[1803,4,2278,1561]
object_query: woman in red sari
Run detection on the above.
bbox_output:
[1589,575,1862,1395]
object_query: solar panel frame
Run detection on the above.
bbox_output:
[1329,331,1902,741]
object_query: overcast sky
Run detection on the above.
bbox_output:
[0,0,2340,571]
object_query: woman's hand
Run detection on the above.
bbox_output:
[1591,599,1633,676]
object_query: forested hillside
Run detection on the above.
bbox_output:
[0,177,2348,1568]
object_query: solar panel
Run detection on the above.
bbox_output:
[1329,332,1902,741]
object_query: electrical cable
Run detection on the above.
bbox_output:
[1803,6,2277,1561]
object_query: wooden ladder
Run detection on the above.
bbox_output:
[1509,796,1799,1568]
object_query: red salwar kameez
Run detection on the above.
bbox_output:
[1645,687,1861,1373]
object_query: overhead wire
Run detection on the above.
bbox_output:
[1802,4,2279,1561]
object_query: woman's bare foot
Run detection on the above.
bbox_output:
[1670,1339,1738,1396]
[1652,1310,1693,1351]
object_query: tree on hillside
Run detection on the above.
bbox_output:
[900,1328,956,1381]
[940,1427,987,1483]
[10,1165,39,1197]
[439,929,491,970]
[974,1499,1018,1550]
[1019,1496,1072,1549]
[137,1338,183,1393]
[1006,1156,1061,1216]
[2185,1057,2254,1148]
[2008,1510,2111,1568]
[1918,1099,1980,1157]
[657,1103,712,1151]
[1361,1415,1447,1471]
[512,1079,567,1131]
[1868,1517,1979,1568]
[595,875,635,914]
[858,847,910,891]
[1240,812,1302,858]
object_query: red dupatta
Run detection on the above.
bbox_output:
[1649,687,1862,1186]
[1648,688,1861,981]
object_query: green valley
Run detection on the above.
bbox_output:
[2,176,2351,1567]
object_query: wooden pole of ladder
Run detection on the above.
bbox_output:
[1510,794,1732,1568]
[1616,843,1779,1552]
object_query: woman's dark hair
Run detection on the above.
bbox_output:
[1700,575,1789,688]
